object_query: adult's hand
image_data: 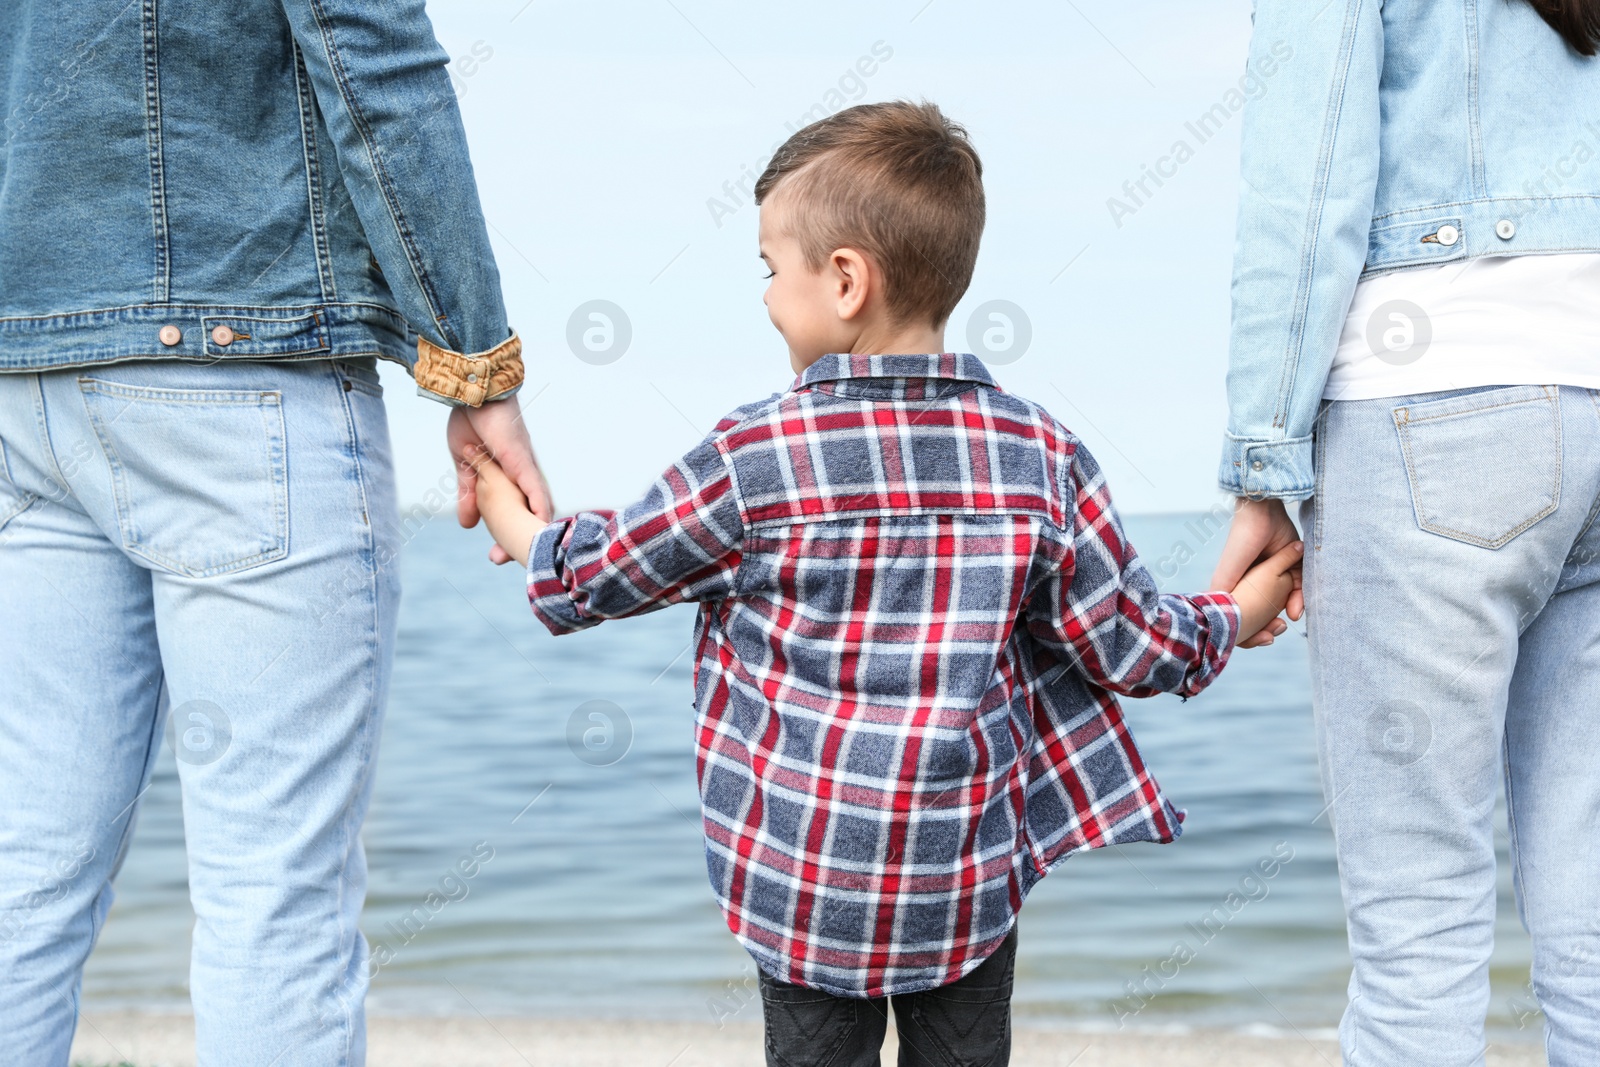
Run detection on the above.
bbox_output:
[448,399,553,564]
[1211,497,1305,647]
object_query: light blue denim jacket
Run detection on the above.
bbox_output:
[1222,0,1600,498]
[0,0,514,405]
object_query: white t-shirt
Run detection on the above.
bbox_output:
[1323,253,1600,401]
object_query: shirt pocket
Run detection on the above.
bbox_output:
[1392,385,1561,549]
[78,378,289,577]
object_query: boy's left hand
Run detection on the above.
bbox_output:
[1230,540,1304,648]
[469,446,547,568]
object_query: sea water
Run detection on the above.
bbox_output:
[79,513,1539,1040]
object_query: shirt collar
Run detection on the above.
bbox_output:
[795,353,997,391]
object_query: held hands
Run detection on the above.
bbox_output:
[448,399,553,564]
[469,446,547,568]
[1228,539,1304,646]
[1212,498,1306,648]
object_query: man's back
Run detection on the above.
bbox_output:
[0,4,529,1061]
[0,0,508,383]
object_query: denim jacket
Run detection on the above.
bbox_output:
[1221,0,1600,498]
[0,0,519,406]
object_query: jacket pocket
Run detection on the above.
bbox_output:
[1393,386,1560,549]
[79,378,288,577]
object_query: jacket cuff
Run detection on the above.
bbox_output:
[1216,432,1315,501]
[414,331,523,407]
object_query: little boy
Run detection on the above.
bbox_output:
[473,101,1300,1067]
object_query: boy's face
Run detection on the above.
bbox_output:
[759,192,854,373]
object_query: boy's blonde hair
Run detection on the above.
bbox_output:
[754,100,985,328]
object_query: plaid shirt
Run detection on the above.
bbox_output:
[527,353,1240,998]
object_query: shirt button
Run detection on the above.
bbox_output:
[211,325,235,347]
[1496,219,1516,240]
[1251,460,1264,471]
[466,373,479,384]
[1435,224,1460,247]
[158,325,182,346]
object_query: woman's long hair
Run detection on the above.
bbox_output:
[1527,0,1600,54]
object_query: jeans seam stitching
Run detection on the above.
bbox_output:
[1401,394,1555,424]
[1313,423,1327,550]
[1571,390,1600,547]
[94,676,169,975]
[1502,728,1535,1019]
[0,436,39,529]
[337,362,380,1067]
[78,381,141,555]
[34,376,73,497]
[0,492,37,530]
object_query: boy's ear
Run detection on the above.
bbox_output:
[830,247,872,322]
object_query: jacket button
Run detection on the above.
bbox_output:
[158,325,182,346]
[466,373,479,384]
[1435,224,1460,247]
[1251,460,1264,471]
[211,325,235,347]
[1496,219,1516,240]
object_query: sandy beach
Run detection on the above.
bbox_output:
[70,1012,1546,1066]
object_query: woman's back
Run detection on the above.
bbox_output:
[1367,0,1600,275]
[1222,0,1600,499]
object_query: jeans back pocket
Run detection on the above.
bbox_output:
[79,378,288,577]
[1393,385,1561,549]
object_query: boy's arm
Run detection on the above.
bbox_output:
[1027,445,1241,699]
[526,432,744,634]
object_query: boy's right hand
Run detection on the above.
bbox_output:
[469,447,547,568]
[1229,540,1304,647]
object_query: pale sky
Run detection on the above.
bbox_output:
[381,0,1261,516]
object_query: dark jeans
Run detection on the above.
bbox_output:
[758,927,1017,1067]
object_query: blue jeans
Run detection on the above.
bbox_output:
[0,359,401,1065]
[1307,384,1600,1067]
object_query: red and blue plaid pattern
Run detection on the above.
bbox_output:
[527,353,1240,998]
